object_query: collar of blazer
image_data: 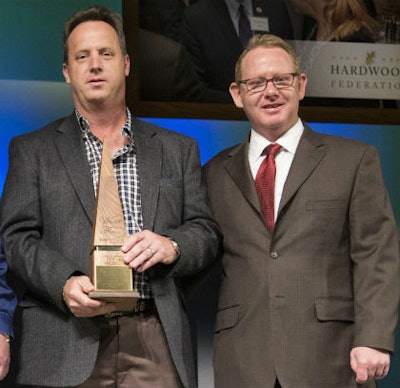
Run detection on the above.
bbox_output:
[53,114,164,228]
[223,123,326,218]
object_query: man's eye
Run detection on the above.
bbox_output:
[274,76,285,83]
[249,80,264,87]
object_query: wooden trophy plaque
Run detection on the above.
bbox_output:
[89,140,139,311]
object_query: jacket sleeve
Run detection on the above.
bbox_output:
[0,135,83,313]
[350,145,400,351]
[148,136,222,280]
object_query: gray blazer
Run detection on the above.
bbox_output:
[0,114,221,387]
[204,123,400,388]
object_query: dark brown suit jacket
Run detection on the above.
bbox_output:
[204,123,400,388]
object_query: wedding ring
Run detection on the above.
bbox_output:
[147,247,154,257]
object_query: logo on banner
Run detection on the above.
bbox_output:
[292,41,400,99]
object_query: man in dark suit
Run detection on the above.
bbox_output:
[182,0,302,102]
[0,6,220,388]
[204,34,400,388]
[139,28,207,102]
[139,0,186,42]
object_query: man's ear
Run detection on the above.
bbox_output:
[124,54,130,77]
[229,82,244,108]
[298,73,308,101]
[63,63,71,84]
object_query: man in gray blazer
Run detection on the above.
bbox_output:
[204,34,400,388]
[0,6,220,388]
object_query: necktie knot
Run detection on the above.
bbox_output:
[263,143,281,158]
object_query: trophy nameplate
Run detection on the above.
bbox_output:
[89,140,139,311]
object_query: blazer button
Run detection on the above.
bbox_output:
[270,251,279,259]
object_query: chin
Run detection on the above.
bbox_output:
[262,115,285,129]
[86,95,107,103]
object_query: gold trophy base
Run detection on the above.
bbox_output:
[90,249,140,312]
[89,290,140,311]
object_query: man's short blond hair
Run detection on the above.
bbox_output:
[234,34,300,81]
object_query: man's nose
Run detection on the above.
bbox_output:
[263,80,279,96]
[89,54,102,71]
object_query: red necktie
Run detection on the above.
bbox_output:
[255,144,281,231]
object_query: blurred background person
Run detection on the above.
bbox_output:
[289,0,384,108]
[139,28,207,102]
[181,0,303,102]
[138,0,187,42]
[135,1,209,102]
[290,0,380,42]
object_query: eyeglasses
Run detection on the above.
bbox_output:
[238,73,298,93]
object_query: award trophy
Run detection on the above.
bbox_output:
[89,140,139,311]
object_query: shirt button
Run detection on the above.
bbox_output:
[270,251,279,259]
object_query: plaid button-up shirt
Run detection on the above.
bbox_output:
[76,109,152,298]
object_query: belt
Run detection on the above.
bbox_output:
[104,298,157,319]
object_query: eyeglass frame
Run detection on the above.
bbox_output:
[237,72,299,93]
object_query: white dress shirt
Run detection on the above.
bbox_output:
[248,119,304,219]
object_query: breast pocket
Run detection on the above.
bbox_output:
[157,177,184,223]
[306,199,347,213]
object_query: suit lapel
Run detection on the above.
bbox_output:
[53,114,95,223]
[132,119,161,230]
[53,117,162,231]
[223,125,326,230]
[277,125,326,216]
[225,138,263,216]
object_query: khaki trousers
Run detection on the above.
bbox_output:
[77,312,183,388]
[17,312,184,388]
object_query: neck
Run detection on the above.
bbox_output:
[78,105,129,155]
[258,127,286,143]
